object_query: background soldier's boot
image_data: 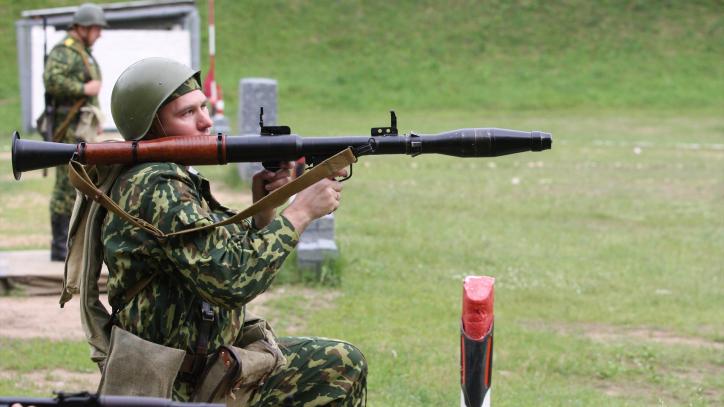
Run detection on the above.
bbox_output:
[50,213,70,261]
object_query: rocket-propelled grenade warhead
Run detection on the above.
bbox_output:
[461,276,495,407]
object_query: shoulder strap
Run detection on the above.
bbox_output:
[63,164,125,367]
[67,148,357,239]
[106,270,161,331]
[122,271,161,305]
[53,98,86,142]
[62,38,93,78]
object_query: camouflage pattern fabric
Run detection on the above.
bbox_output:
[44,34,101,216]
[251,337,367,406]
[101,162,366,404]
[162,77,202,107]
[173,337,367,405]
[101,162,297,353]
[50,165,76,217]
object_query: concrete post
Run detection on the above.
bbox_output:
[236,78,277,181]
[236,77,338,274]
[296,213,339,272]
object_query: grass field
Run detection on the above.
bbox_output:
[2,109,722,405]
[1,0,723,405]
[1,1,723,132]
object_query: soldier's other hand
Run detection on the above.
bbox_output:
[250,162,294,229]
[264,162,295,192]
[282,178,342,234]
[83,80,102,96]
[251,162,294,202]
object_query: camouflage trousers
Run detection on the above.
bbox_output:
[50,162,76,216]
[250,336,367,407]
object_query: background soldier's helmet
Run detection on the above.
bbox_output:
[72,3,108,27]
[111,57,201,141]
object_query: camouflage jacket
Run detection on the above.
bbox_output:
[43,34,101,141]
[101,162,299,354]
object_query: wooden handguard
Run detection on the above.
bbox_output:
[80,134,227,166]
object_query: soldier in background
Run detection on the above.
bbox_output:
[43,3,106,261]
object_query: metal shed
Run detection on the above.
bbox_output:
[15,0,201,133]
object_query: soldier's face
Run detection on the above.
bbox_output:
[79,25,102,47]
[156,90,213,137]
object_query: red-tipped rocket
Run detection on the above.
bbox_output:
[461,276,495,407]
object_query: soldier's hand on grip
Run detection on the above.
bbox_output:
[282,172,345,234]
[251,162,295,229]
[251,162,295,200]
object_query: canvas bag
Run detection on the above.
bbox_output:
[75,105,105,142]
[98,325,186,398]
[61,164,124,366]
[193,313,286,405]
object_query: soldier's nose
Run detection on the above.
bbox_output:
[199,112,213,131]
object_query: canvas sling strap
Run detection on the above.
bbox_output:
[67,147,357,239]
[53,98,86,142]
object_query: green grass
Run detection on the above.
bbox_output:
[0,338,94,373]
[2,110,723,405]
[205,0,724,114]
[300,111,723,405]
[273,251,345,287]
[0,338,97,396]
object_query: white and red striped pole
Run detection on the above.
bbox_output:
[461,276,495,407]
[203,0,224,117]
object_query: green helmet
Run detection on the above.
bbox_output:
[72,3,108,27]
[111,58,201,141]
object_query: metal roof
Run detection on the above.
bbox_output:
[21,0,196,18]
[18,0,197,27]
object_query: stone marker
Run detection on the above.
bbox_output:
[236,78,277,181]
[297,214,339,272]
[235,78,338,273]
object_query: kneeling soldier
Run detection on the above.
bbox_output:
[100,57,367,406]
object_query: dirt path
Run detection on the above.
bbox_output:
[0,291,280,341]
[0,287,331,395]
[0,295,94,340]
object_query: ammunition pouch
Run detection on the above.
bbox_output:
[98,314,284,405]
[76,105,104,142]
[98,325,186,398]
[192,314,286,406]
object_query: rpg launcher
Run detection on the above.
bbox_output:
[11,111,552,180]
[0,391,222,407]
